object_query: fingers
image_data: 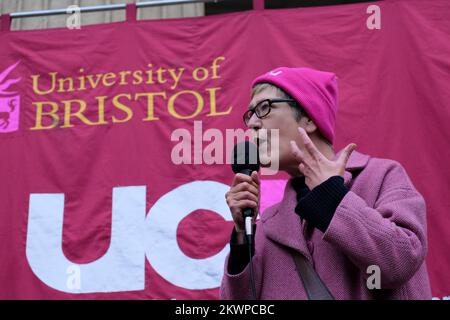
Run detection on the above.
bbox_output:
[233,190,259,203]
[225,188,259,209]
[225,193,258,210]
[226,172,261,231]
[299,163,306,175]
[338,143,357,166]
[231,172,260,188]
[251,170,260,185]
[227,172,260,209]
[297,127,322,160]
[232,180,259,196]
[290,140,305,162]
[237,199,258,209]
[291,127,324,163]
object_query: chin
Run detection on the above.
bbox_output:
[258,154,272,167]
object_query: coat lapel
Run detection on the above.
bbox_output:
[261,183,312,260]
[339,150,370,186]
[260,150,370,261]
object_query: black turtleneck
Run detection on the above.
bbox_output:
[292,175,349,233]
[227,175,349,275]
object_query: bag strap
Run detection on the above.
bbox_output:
[290,250,335,300]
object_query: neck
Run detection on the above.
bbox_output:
[318,141,336,161]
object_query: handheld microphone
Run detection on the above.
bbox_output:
[231,141,260,300]
[231,141,260,236]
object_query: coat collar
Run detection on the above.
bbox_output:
[338,150,370,185]
[261,150,370,259]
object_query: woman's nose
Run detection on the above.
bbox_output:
[246,113,262,130]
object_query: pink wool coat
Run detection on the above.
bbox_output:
[220,151,432,300]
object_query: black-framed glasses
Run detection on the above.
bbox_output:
[243,98,296,125]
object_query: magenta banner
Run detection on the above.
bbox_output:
[0,0,449,299]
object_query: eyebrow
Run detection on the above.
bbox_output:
[247,98,268,110]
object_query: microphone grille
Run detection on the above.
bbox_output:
[231,141,260,174]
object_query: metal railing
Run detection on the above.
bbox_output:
[8,0,222,19]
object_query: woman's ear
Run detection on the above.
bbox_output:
[304,117,318,134]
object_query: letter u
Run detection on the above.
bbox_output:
[26,186,146,293]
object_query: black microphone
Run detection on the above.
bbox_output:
[231,141,259,300]
[231,141,260,235]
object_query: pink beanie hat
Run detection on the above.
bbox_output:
[252,67,338,143]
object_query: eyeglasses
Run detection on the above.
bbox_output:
[243,98,296,125]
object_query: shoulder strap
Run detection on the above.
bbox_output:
[290,250,335,300]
